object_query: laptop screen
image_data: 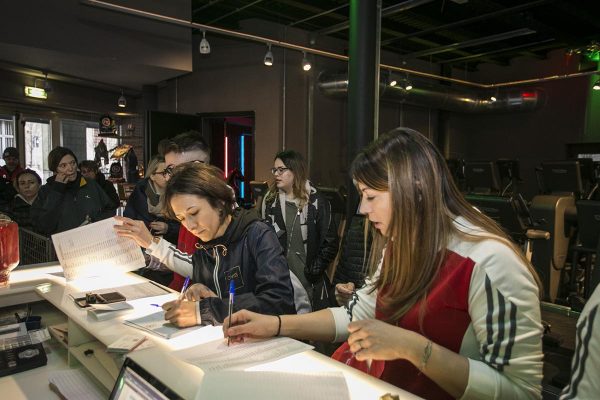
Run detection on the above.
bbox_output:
[110,358,183,400]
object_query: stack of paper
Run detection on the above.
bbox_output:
[106,334,148,353]
[87,302,133,321]
[48,369,107,400]
[124,311,202,339]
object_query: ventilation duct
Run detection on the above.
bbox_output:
[317,72,545,113]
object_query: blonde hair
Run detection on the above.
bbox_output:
[145,155,165,179]
[351,127,541,323]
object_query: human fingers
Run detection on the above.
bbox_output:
[336,282,355,294]
[223,310,278,339]
[162,300,178,313]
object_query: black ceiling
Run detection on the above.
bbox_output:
[191,0,600,68]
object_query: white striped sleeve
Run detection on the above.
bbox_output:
[560,285,600,399]
[145,238,193,278]
[462,241,543,400]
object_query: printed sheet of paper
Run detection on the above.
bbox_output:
[197,371,350,400]
[52,218,145,280]
[174,336,312,372]
[48,369,107,400]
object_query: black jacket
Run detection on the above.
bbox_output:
[193,208,296,325]
[332,214,372,288]
[95,173,120,211]
[263,188,339,284]
[124,178,180,244]
[32,173,115,235]
[8,195,41,231]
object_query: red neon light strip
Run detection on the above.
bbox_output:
[224,136,229,178]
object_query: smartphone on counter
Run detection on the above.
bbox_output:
[96,292,126,304]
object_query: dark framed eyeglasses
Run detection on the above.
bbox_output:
[162,160,206,178]
[270,167,290,175]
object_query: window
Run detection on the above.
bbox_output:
[0,117,16,167]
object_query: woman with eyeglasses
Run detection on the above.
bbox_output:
[123,155,179,245]
[118,162,296,326]
[261,150,339,312]
[32,146,115,235]
[225,129,543,399]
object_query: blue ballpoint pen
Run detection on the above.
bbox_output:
[180,276,191,301]
[227,280,235,346]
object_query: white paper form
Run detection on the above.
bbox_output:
[197,371,350,400]
[48,369,107,400]
[174,336,313,372]
[52,218,145,280]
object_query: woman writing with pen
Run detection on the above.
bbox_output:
[223,128,544,399]
[116,163,296,326]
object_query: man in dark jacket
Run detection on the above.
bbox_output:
[31,147,115,235]
[79,160,119,211]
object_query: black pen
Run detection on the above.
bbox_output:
[227,280,235,346]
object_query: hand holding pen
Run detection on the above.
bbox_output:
[227,280,235,346]
[161,276,199,327]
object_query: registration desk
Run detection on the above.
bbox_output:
[0,262,420,400]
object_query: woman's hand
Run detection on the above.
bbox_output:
[55,172,76,184]
[150,221,168,235]
[162,300,198,327]
[184,283,217,301]
[223,309,280,344]
[335,282,355,306]
[347,319,421,364]
[114,216,153,248]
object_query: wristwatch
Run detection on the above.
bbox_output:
[152,236,161,245]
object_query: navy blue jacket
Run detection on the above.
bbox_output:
[123,178,179,245]
[193,208,296,324]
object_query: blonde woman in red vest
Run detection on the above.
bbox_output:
[224,128,543,399]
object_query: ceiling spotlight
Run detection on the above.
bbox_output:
[302,52,311,71]
[593,79,600,90]
[389,72,397,87]
[264,44,273,66]
[118,89,126,108]
[404,80,413,91]
[490,95,497,102]
[199,31,211,55]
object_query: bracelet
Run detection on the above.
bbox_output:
[419,340,433,372]
[275,315,282,336]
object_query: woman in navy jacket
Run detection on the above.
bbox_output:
[117,162,296,326]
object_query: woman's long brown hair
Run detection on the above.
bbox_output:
[351,127,541,323]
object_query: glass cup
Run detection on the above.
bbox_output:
[0,219,19,287]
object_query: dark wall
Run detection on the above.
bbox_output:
[446,50,589,199]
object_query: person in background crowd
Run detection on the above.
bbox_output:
[225,128,543,400]
[79,160,119,211]
[124,155,179,245]
[0,147,24,183]
[8,169,42,231]
[111,131,211,291]
[261,150,338,311]
[116,163,296,326]
[159,130,210,290]
[332,213,372,307]
[559,283,600,399]
[32,146,115,235]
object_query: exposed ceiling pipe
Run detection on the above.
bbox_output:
[318,72,546,113]
[80,0,600,89]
